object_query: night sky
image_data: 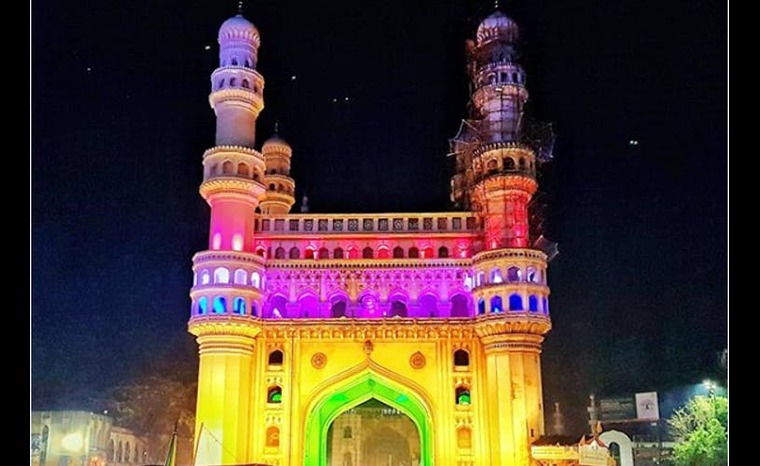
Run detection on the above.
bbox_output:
[32,0,727,431]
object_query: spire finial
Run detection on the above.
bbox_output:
[274,120,279,134]
[237,0,244,15]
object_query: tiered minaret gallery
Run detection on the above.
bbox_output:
[259,125,296,214]
[189,13,267,465]
[188,8,555,466]
[451,10,552,466]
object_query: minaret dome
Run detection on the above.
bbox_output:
[476,10,519,45]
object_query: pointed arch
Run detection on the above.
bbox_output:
[302,363,434,466]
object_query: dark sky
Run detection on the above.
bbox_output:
[31,0,727,431]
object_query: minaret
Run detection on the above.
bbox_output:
[453,9,553,465]
[188,10,266,465]
[259,122,296,214]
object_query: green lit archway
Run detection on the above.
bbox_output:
[303,370,434,466]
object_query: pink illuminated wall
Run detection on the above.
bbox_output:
[208,196,258,252]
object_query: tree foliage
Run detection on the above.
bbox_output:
[109,375,197,464]
[668,395,728,466]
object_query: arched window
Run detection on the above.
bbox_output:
[275,247,285,259]
[529,295,539,312]
[454,349,470,367]
[289,247,300,259]
[438,246,449,258]
[269,183,276,190]
[245,59,251,68]
[393,246,404,258]
[450,294,470,317]
[234,269,247,285]
[229,77,237,87]
[477,298,486,315]
[214,267,230,284]
[376,247,390,259]
[362,246,374,259]
[242,79,250,89]
[251,271,261,288]
[503,157,516,170]
[419,294,438,317]
[519,157,526,168]
[512,72,519,83]
[298,294,318,317]
[543,297,549,314]
[117,442,123,463]
[347,247,359,259]
[409,247,419,258]
[197,297,208,315]
[476,271,485,287]
[268,349,284,366]
[266,426,280,448]
[486,159,498,173]
[318,247,330,259]
[527,267,539,283]
[251,302,258,317]
[267,295,287,318]
[278,183,284,191]
[108,439,115,462]
[421,246,433,258]
[333,247,344,259]
[304,248,315,260]
[238,163,249,177]
[343,426,352,439]
[490,268,503,284]
[455,386,471,405]
[200,270,210,285]
[267,386,282,403]
[217,79,224,89]
[457,426,472,449]
[223,160,233,174]
[253,171,260,181]
[491,295,503,313]
[331,299,347,318]
[125,442,131,462]
[507,266,522,283]
[389,300,408,317]
[213,296,227,313]
[233,297,246,315]
[231,58,238,66]
[509,293,523,311]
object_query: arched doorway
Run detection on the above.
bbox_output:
[327,399,420,466]
[304,370,433,466]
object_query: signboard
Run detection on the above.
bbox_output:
[635,391,660,420]
[579,444,609,466]
[598,396,636,421]
[531,445,579,461]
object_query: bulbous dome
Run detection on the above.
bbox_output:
[218,14,260,45]
[262,134,291,152]
[476,10,519,45]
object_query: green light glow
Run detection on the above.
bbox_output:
[304,371,433,466]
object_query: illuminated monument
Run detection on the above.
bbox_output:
[188,7,556,466]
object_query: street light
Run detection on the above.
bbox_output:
[702,379,716,396]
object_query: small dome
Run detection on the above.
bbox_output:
[476,10,519,45]
[262,134,291,151]
[218,14,260,45]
